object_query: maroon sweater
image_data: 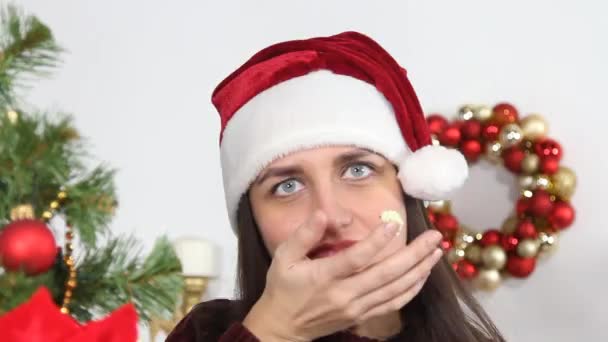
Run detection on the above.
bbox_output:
[166,299,406,341]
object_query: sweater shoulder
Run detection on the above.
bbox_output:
[166,298,241,342]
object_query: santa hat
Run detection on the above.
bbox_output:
[212,31,468,234]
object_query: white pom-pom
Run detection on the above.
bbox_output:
[397,145,468,200]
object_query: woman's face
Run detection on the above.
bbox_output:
[248,146,407,263]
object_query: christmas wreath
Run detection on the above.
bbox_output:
[426,103,577,290]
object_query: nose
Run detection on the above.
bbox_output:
[311,184,353,232]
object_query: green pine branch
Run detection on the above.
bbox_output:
[68,236,183,322]
[0,266,58,314]
[0,4,62,105]
[63,167,117,246]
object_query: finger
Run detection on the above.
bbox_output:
[358,274,429,322]
[355,248,442,312]
[342,230,442,295]
[275,211,328,265]
[318,220,402,279]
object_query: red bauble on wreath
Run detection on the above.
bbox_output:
[426,103,577,290]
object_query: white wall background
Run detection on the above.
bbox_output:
[13,0,608,341]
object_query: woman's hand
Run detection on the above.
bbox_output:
[242,211,443,342]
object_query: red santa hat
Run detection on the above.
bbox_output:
[212,31,468,234]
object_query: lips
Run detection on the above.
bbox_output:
[307,240,358,259]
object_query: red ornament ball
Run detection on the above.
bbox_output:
[516,198,530,216]
[501,234,519,252]
[427,115,448,136]
[440,239,453,251]
[534,138,563,161]
[482,123,500,141]
[439,124,462,147]
[455,260,478,279]
[435,214,459,235]
[461,140,482,161]
[540,156,560,175]
[0,219,57,275]
[506,255,536,278]
[503,147,525,173]
[529,190,554,217]
[549,201,576,229]
[461,120,482,140]
[427,211,436,225]
[516,220,538,239]
[492,103,519,126]
[480,229,502,246]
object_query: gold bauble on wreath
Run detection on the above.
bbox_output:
[426,103,577,290]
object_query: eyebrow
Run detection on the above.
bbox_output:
[254,149,376,186]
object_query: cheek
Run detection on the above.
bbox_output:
[253,206,305,256]
[345,186,407,263]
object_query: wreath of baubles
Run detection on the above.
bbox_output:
[425,103,577,291]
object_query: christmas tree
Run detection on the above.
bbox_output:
[0,4,183,324]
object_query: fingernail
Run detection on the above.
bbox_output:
[384,222,399,237]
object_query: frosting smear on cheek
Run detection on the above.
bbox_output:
[380,210,404,236]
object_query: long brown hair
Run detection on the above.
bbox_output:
[234,193,505,341]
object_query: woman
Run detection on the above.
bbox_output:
[167,31,505,341]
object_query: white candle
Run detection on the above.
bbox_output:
[172,237,218,277]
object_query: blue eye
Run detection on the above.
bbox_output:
[344,164,373,179]
[273,179,303,196]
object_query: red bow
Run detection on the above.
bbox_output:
[0,287,138,342]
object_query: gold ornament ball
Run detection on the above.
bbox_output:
[66,279,77,289]
[481,245,507,270]
[428,199,451,213]
[474,269,502,291]
[521,154,540,174]
[501,216,519,235]
[454,230,475,249]
[519,175,535,191]
[534,174,553,191]
[485,141,503,164]
[458,105,475,121]
[520,114,548,140]
[465,244,483,264]
[447,248,466,263]
[538,232,559,255]
[64,290,73,299]
[10,204,35,220]
[517,239,540,258]
[60,307,69,314]
[551,166,577,199]
[473,105,493,121]
[498,123,524,148]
